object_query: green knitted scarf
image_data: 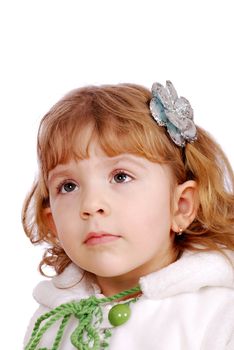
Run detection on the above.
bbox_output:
[25,285,141,350]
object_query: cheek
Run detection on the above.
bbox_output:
[51,205,78,241]
[133,187,171,221]
[127,190,172,240]
[51,198,76,221]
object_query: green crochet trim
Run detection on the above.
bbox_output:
[25,285,141,350]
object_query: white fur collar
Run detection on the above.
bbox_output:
[140,250,234,299]
[33,250,234,308]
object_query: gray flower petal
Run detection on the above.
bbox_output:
[151,83,173,110]
[167,125,186,147]
[151,82,164,96]
[166,81,178,104]
[181,119,197,140]
[165,111,186,130]
[150,98,167,126]
[174,97,194,120]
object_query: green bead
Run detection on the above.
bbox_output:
[108,303,131,327]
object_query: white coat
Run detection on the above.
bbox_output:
[24,250,234,349]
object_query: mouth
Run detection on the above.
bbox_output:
[84,231,121,246]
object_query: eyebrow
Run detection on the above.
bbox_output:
[48,170,73,185]
[102,155,147,168]
[48,155,147,184]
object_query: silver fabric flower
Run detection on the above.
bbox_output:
[149,80,197,147]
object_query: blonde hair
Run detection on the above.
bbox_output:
[22,83,234,275]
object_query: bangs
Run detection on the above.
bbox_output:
[38,84,183,180]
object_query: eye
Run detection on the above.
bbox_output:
[57,181,78,194]
[112,171,133,184]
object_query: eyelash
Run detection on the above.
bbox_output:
[56,170,134,194]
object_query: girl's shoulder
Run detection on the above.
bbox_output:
[33,263,101,308]
[139,249,234,299]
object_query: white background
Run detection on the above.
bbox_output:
[0,0,234,347]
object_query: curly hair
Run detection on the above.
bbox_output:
[22,83,234,276]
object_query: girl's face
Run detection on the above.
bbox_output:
[47,139,176,281]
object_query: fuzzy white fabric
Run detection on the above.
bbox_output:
[24,250,234,349]
[140,250,234,298]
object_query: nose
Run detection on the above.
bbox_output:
[79,188,111,220]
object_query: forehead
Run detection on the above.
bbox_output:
[48,140,174,188]
[40,120,152,176]
[48,150,147,176]
[38,102,178,183]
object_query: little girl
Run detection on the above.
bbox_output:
[23,81,234,349]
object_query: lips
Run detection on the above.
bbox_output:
[84,231,120,246]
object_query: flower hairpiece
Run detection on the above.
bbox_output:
[149,80,197,147]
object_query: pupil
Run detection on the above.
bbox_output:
[64,183,75,192]
[115,173,126,182]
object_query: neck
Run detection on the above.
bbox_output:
[95,245,178,297]
[96,275,140,297]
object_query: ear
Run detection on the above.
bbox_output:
[171,180,199,233]
[43,207,58,237]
